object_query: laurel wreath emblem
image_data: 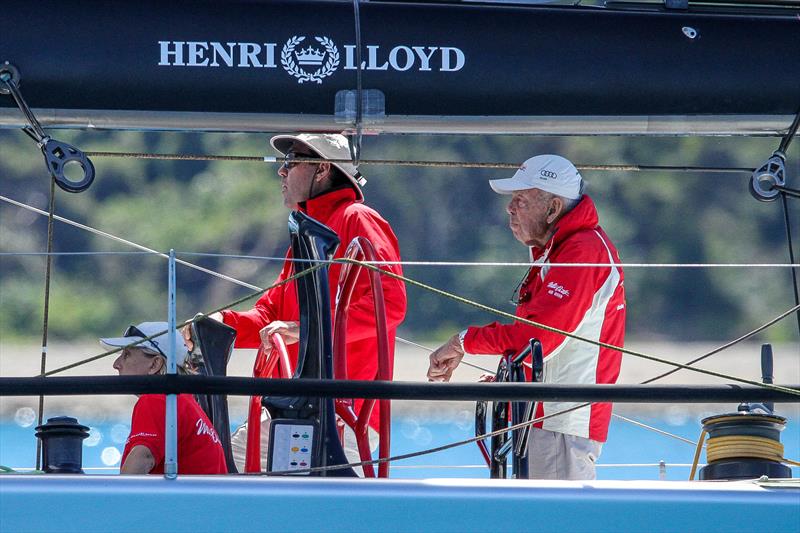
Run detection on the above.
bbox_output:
[281,36,340,84]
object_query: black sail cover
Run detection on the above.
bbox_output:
[0,0,798,133]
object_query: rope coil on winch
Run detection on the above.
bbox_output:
[689,413,800,481]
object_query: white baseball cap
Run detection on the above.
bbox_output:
[270,133,367,201]
[489,154,584,200]
[100,321,190,365]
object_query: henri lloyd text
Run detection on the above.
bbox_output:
[158,37,465,84]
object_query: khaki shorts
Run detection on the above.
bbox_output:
[527,427,603,480]
[230,409,379,477]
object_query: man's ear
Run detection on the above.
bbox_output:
[149,356,165,375]
[547,197,564,224]
[314,162,332,181]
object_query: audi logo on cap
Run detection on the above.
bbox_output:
[540,170,557,179]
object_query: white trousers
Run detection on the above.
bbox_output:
[527,427,603,480]
[230,409,379,477]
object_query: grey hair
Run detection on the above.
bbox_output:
[147,351,190,375]
[559,180,586,213]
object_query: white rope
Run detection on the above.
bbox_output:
[3,463,707,471]
[0,195,263,291]
[0,251,156,256]
[3,252,797,269]
[374,463,707,470]
[2,198,796,269]
[612,414,699,447]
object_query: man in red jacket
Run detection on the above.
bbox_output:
[103,321,227,475]
[194,134,406,472]
[427,154,626,480]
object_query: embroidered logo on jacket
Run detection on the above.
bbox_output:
[546,281,570,300]
[126,432,158,444]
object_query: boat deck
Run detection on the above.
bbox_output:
[1,475,797,532]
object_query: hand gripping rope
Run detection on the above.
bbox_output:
[0,62,94,193]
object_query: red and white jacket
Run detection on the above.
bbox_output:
[221,187,407,431]
[464,195,625,442]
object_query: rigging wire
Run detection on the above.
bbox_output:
[348,0,363,166]
[41,263,327,377]
[34,178,57,471]
[0,195,263,292]
[2,193,794,390]
[84,150,755,174]
[348,258,800,394]
[1,94,794,475]
[611,414,698,447]
[396,338,698,447]
[775,105,800,336]
[777,105,800,155]
[5,248,800,269]
[781,192,800,336]
[642,304,800,383]
[1,198,800,469]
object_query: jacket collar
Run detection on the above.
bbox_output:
[299,186,359,221]
[531,195,599,261]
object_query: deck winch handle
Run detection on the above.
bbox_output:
[761,344,775,413]
[0,62,95,193]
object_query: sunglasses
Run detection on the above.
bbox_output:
[124,325,167,359]
[281,151,319,170]
[510,266,534,306]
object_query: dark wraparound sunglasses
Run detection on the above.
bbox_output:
[124,325,167,359]
[281,151,319,170]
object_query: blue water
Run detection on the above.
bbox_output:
[2,412,798,481]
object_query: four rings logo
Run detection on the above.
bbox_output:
[282,36,340,84]
[158,38,465,85]
[540,170,558,179]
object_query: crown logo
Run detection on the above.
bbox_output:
[295,46,326,66]
[282,36,340,84]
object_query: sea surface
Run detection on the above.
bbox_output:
[2,410,798,481]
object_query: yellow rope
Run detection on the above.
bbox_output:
[689,430,707,481]
[342,258,800,397]
[706,435,784,463]
[689,423,799,480]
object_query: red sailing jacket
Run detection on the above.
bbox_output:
[464,195,625,442]
[121,394,227,474]
[221,187,407,431]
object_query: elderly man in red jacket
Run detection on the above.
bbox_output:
[428,154,626,480]
[195,134,406,472]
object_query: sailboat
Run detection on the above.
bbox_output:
[1,1,799,531]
